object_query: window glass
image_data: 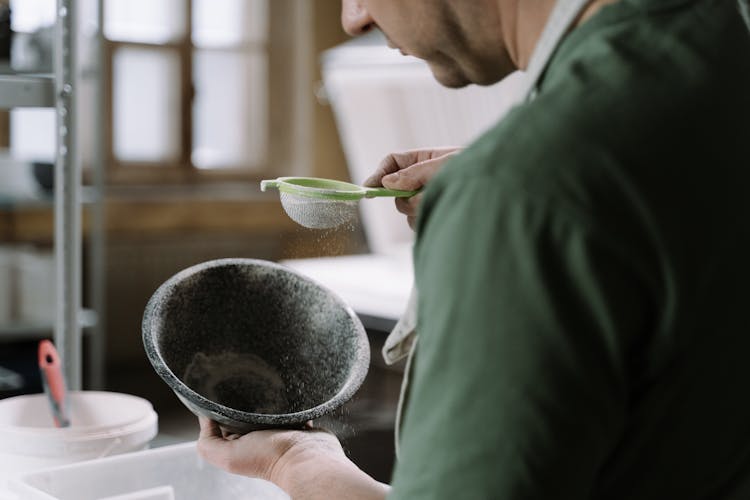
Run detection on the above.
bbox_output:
[10,0,282,177]
[113,47,181,163]
[192,0,268,48]
[10,109,56,162]
[192,50,267,169]
[105,0,185,44]
[9,0,55,32]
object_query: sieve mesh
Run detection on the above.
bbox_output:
[279,191,359,229]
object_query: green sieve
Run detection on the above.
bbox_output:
[260,176,419,229]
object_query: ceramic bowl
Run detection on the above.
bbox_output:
[142,258,370,434]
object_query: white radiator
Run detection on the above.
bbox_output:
[321,34,526,254]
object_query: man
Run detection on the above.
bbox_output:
[198,0,750,498]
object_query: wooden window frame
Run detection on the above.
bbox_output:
[102,0,311,186]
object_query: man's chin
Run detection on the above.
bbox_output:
[428,64,471,89]
[428,60,510,88]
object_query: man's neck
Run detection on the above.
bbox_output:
[499,0,619,70]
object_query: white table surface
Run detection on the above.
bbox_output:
[282,249,413,331]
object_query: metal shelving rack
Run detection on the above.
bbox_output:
[54,0,82,391]
[0,0,105,391]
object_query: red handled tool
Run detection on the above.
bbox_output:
[38,340,71,428]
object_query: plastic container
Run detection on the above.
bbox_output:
[0,391,158,491]
[9,441,289,500]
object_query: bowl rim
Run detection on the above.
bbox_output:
[142,257,370,426]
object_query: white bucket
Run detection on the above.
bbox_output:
[0,391,158,490]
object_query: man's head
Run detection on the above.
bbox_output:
[341,0,516,88]
[341,0,616,88]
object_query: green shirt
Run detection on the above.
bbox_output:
[390,0,750,498]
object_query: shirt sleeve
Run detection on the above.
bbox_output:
[388,174,653,499]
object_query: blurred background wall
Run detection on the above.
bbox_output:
[0,0,360,407]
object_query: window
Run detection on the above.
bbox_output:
[105,0,309,183]
[10,0,312,185]
[8,0,57,163]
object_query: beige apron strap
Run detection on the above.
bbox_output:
[382,286,418,365]
[394,334,418,461]
[382,285,419,460]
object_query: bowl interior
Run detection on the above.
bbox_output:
[147,261,366,416]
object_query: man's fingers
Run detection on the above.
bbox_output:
[364,147,461,187]
[197,422,272,476]
[198,416,222,439]
[197,417,235,467]
[382,157,444,191]
[363,151,419,187]
[395,194,421,218]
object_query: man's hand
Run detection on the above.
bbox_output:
[364,147,461,229]
[197,417,389,500]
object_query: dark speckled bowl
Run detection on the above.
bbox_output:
[142,258,370,434]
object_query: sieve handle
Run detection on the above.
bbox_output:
[363,187,420,198]
[260,180,279,192]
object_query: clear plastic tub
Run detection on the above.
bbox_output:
[9,441,289,500]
